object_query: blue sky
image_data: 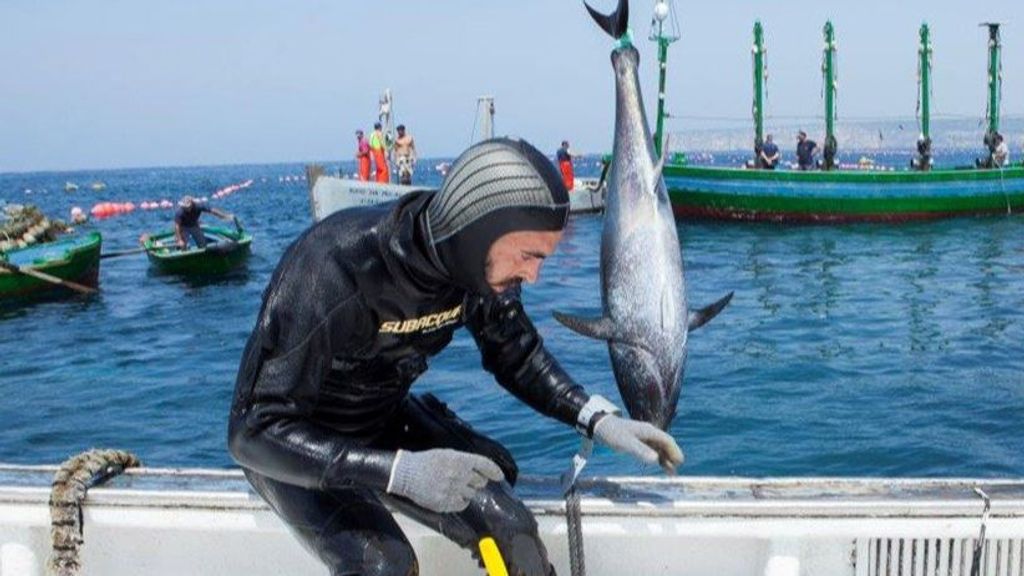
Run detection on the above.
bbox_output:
[1,0,1020,172]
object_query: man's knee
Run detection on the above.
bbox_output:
[321,531,419,576]
[475,491,550,574]
[477,486,538,535]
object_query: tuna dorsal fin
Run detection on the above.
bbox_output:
[584,0,629,40]
[553,311,616,341]
[687,291,734,332]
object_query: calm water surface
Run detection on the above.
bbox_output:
[1,151,1022,478]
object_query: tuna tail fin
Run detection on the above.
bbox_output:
[688,291,734,332]
[585,0,629,40]
[553,311,617,341]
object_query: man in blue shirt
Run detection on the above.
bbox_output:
[174,195,234,250]
[759,134,780,169]
[796,131,818,171]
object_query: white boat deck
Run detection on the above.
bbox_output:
[2,465,1024,575]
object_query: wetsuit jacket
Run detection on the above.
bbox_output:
[228,191,589,493]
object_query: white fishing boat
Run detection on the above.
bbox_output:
[307,94,605,221]
[2,459,1022,576]
[569,177,606,215]
[306,169,415,220]
[306,170,606,221]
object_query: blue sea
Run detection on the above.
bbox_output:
[1,150,1022,479]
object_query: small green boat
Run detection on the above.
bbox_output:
[143,225,252,276]
[0,232,102,299]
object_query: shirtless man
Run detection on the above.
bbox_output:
[394,124,418,185]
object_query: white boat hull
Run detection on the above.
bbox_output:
[306,169,605,222]
[2,466,1023,576]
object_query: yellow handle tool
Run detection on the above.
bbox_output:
[479,537,509,576]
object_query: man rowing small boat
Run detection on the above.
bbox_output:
[174,195,235,251]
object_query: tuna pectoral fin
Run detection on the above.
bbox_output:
[553,311,616,341]
[687,291,734,332]
[584,0,629,40]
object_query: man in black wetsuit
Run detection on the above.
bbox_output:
[229,138,683,576]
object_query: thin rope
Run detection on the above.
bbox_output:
[560,438,593,576]
[968,487,991,576]
[565,486,586,576]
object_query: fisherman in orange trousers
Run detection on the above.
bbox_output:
[370,122,390,183]
[355,130,371,181]
[557,140,574,191]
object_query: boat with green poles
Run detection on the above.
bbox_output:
[645,1,1024,222]
[0,232,102,299]
[141,223,252,276]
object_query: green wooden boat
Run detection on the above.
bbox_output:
[643,9,1024,222]
[142,225,252,276]
[664,164,1024,223]
[0,232,102,299]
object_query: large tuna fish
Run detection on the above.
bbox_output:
[555,0,732,430]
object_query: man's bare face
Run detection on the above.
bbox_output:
[484,230,563,294]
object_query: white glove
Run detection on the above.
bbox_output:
[592,414,684,474]
[386,449,505,513]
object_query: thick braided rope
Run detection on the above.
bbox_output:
[48,449,142,576]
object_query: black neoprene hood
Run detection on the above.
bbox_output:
[423,137,570,294]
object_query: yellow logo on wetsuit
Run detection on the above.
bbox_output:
[378,304,463,335]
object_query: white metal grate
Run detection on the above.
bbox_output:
[856,538,1024,576]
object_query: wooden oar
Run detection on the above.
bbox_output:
[0,259,97,294]
[100,247,149,259]
[102,239,182,259]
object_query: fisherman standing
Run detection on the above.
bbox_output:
[370,122,391,183]
[992,133,1010,168]
[759,134,780,169]
[912,135,932,171]
[355,130,371,181]
[557,140,575,191]
[173,196,234,250]
[393,124,417,185]
[229,138,682,576]
[796,131,818,170]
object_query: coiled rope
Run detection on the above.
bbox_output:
[48,449,141,576]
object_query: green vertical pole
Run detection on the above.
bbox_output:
[650,1,680,159]
[919,23,931,141]
[985,23,1001,139]
[752,21,766,161]
[822,21,838,170]
[654,35,670,157]
[914,22,933,171]
[819,22,835,169]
